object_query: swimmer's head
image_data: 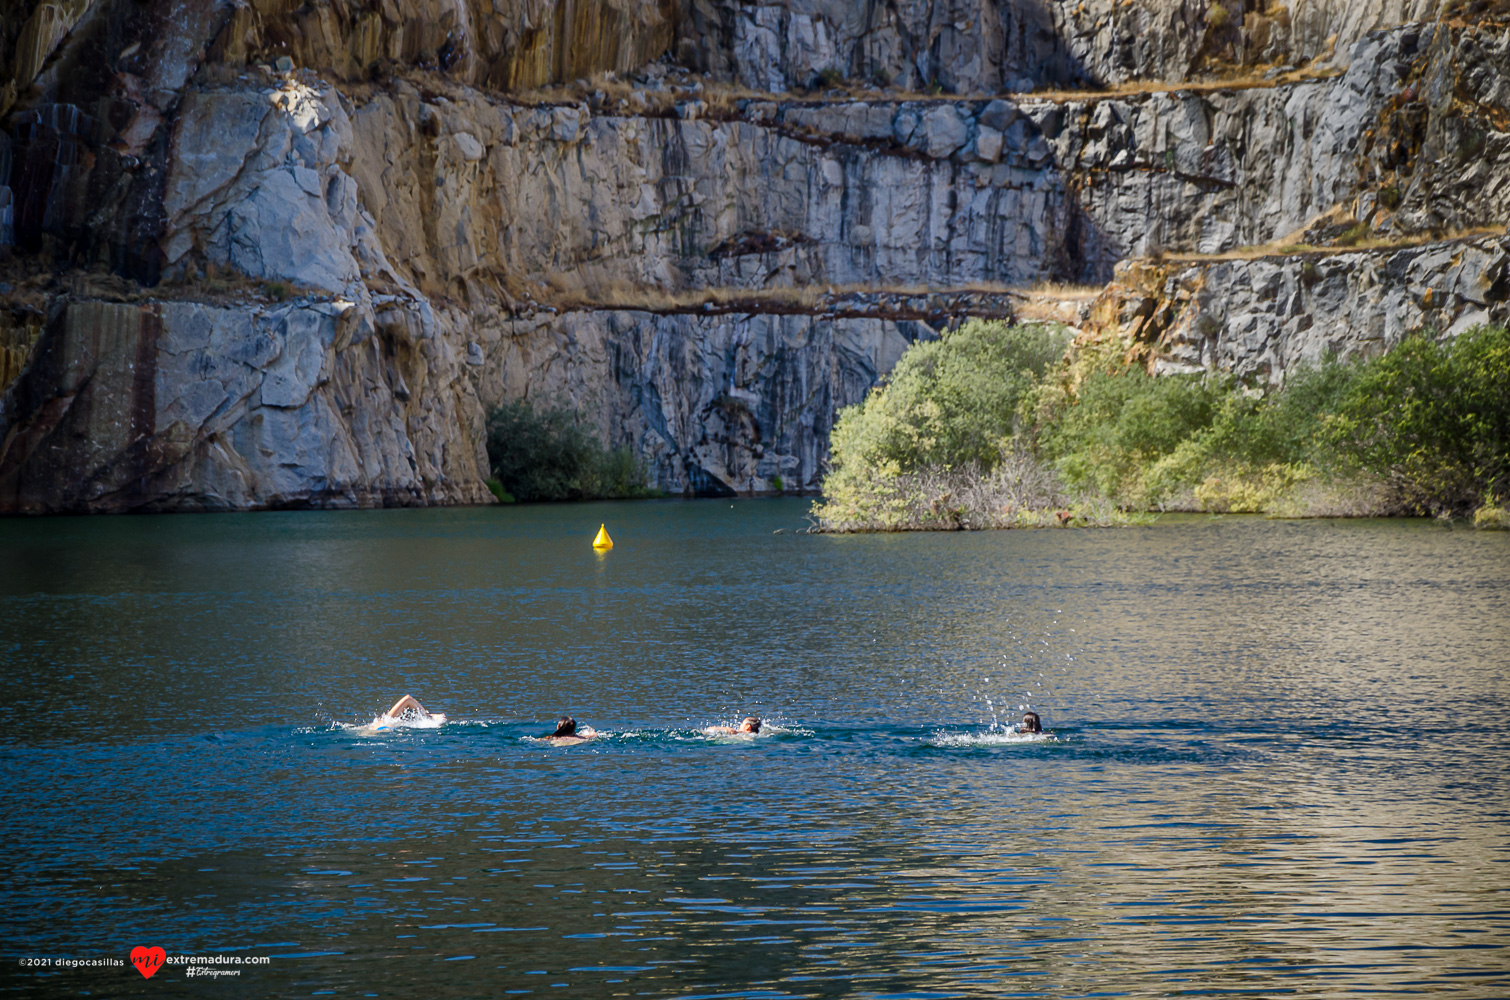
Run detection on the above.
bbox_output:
[738,716,761,734]
[550,716,577,738]
[1021,711,1042,734]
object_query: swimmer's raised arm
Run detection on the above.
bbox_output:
[385,695,429,719]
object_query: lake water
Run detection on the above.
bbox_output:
[2,500,1508,998]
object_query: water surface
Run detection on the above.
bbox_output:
[2,502,1507,997]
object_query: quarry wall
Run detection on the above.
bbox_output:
[0,0,1505,511]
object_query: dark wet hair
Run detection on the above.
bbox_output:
[549,716,576,738]
[1021,711,1042,734]
[743,716,762,733]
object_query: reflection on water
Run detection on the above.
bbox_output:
[2,503,1508,997]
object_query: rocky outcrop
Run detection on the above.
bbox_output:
[0,298,492,512]
[1372,20,1510,236]
[1035,20,1510,262]
[324,21,1506,297]
[339,85,1084,294]
[1083,231,1510,381]
[1,0,680,112]
[225,0,681,91]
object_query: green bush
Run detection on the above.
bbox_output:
[1177,357,1356,470]
[1036,366,1228,506]
[1319,325,1510,514]
[1335,223,1371,247]
[814,323,1510,528]
[1033,327,1510,515]
[816,321,1069,528]
[485,400,660,502]
[828,320,1069,477]
[1475,498,1510,530]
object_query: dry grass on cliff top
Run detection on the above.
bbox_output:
[1155,224,1506,266]
[509,60,1346,120]
[520,277,1033,316]
[1022,64,1344,104]
[518,274,1109,318]
[1009,283,1102,325]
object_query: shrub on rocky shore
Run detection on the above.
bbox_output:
[812,321,1099,530]
[813,321,1510,530]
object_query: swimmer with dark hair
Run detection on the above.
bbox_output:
[704,716,762,736]
[380,694,445,725]
[544,715,598,745]
[1019,711,1042,734]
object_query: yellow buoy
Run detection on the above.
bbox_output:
[592,524,613,550]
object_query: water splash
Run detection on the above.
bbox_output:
[928,728,1053,747]
[338,713,447,736]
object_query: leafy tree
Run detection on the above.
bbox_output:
[829,320,1069,476]
[1320,325,1510,513]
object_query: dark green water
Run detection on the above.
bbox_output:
[2,500,1508,998]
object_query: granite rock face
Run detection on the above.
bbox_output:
[108,0,679,95]
[162,83,373,303]
[1377,22,1510,237]
[342,87,1079,294]
[1085,232,1510,382]
[1046,27,1437,263]
[1,0,1507,512]
[0,298,493,512]
[480,309,930,494]
[254,22,1502,296]
[675,0,1441,94]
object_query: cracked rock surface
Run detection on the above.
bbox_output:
[1084,232,1510,382]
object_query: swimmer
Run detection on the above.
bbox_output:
[543,716,598,746]
[704,716,762,736]
[380,694,446,725]
[1019,711,1042,734]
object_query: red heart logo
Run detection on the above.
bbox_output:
[130,946,165,979]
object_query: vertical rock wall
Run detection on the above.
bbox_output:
[675,0,1443,94]
[480,309,928,495]
[0,298,492,513]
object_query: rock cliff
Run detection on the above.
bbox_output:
[1082,230,1510,381]
[680,0,1441,94]
[0,0,1506,511]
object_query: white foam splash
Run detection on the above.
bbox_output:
[380,713,445,729]
[339,712,447,736]
[929,728,1051,747]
